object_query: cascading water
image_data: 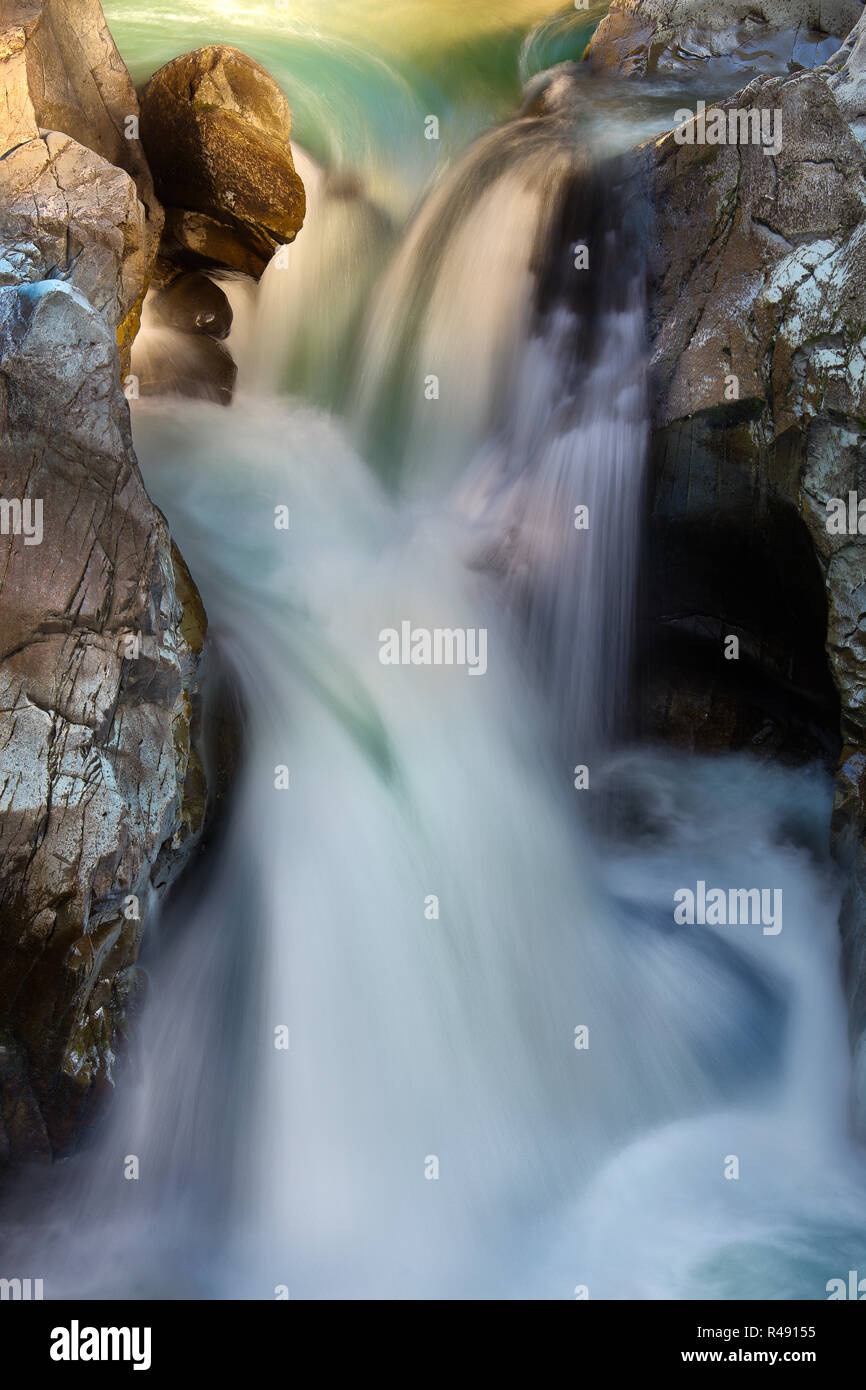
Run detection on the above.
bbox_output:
[236,148,395,406]
[5,2,866,1303]
[350,83,650,749]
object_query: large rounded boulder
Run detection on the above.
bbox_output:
[140,45,306,277]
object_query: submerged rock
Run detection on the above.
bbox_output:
[140,45,306,277]
[131,311,238,405]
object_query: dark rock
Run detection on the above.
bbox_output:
[131,318,237,405]
[150,272,233,338]
[140,45,306,277]
[640,412,842,764]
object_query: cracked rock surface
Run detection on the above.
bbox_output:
[1,0,161,265]
[0,131,150,330]
[626,6,866,1114]
[0,3,213,1163]
[0,279,209,1163]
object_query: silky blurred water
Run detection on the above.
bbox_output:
[2,0,865,1302]
[105,0,608,209]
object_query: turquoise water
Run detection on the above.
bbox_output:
[104,0,606,207]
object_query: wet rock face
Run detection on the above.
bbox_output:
[635,62,866,750]
[628,8,866,1111]
[645,71,866,431]
[0,2,216,1162]
[0,281,207,1160]
[140,45,306,277]
[586,0,864,78]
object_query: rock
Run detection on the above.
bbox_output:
[0,131,149,330]
[140,46,306,277]
[628,9,866,1122]
[635,62,866,751]
[150,272,233,338]
[0,0,162,278]
[827,5,866,137]
[643,72,866,432]
[131,312,238,405]
[0,0,165,373]
[0,4,224,1162]
[131,273,238,406]
[0,280,211,1159]
[586,0,863,78]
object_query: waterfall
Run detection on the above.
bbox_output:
[14,390,856,1301]
[234,148,396,406]
[4,23,866,1306]
[351,77,649,748]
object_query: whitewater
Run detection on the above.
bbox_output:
[3,0,866,1302]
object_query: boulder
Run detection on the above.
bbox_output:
[131,316,238,405]
[586,0,863,78]
[133,273,237,405]
[140,46,306,277]
[150,272,233,338]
